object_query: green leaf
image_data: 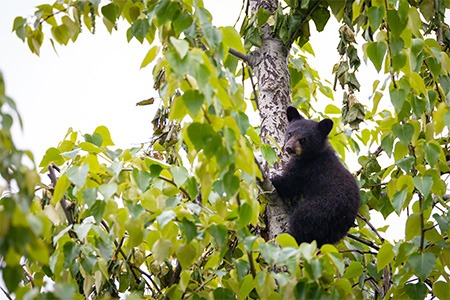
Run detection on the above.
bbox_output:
[152,238,173,263]
[27,29,44,55]
[170,166,189,187]
[2,265,22,292]
[390,88,407,113]
[231,111,250,135]
[405,283,428,299]
[125,218,144,248]
[12,16,27,42]
[101,3,118,24]
[367,41,387,72]
[51,24,70,45]
[423,141,441,166]
[213,287,236,300]
[377,242,394,272]
[275,233,298,247]
[157,210,176,229]
[343,261,364,279]
[131,19,150,43]
[140,46,160,69]
[396,156,415,172]
[391,189,408,214]
[61,16,79,41]
[73,223,92,241]
[94,126,114,146]
[387,10,407,37]
[408,252,436,281]
[79,142,102,154]
[324,104,341,114]
[182,90,204,117]
[238,203,252,229]
[173,11,193,36]
[244,26,262,47]
[54,283,76,299]
[413,176,433,198]
[52,174,71,205]
[405,214,421,240]
[63,241,80,267]
[155,0,181,25]
[181,218,197,242]
[381,134,395,157]
[39,147,65,168]
[311,7,330,32]
[220,26,245,53]
[261,144,278,166]
[99,182,117,200]
[259,242,280,265]
[67,163,89,189]
[433,281,450,300]
[170,37,189,59]
[84,133,103,147]
[80,253,97,274]
[132,169,151,192]
[411,95,427,118]
[392,123,414,146]
[209,224,227,249]
[187,123,222,157]
[367,6,385,30]
[223,171,239,198]
[176,244,197,269]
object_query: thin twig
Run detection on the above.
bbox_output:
[247,251,257,278]
[383,0,397,88]
[101,221,162,294]
[39,7,69,25]
[247,67,259,108]
[0,286,12,300]
[340,249,377,255]
[419,192,425,252]
[357,213,385,242]
[347,233,380,251]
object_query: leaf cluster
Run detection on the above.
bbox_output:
[2,0,450,299]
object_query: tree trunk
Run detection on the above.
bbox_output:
[248,0,291,241]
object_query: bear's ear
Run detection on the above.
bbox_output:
[318,119,333,136]
[286,106,304,122]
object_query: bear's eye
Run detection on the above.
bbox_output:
[299,137,306,143]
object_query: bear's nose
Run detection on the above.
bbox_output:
[285,146,295,155]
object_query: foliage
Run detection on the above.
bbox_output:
[1,0,449,299]
[0,71,40,297]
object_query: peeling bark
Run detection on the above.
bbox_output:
[249,0,291,241]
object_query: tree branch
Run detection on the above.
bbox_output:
[229,47,250,63]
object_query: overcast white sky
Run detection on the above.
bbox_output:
[0,1,245,162]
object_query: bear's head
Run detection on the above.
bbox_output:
[283,106,333,157]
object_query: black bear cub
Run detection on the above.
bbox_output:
[272,106,360,247]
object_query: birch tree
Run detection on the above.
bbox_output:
[1,0,449,299]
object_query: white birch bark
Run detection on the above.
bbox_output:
[248,0,291,241]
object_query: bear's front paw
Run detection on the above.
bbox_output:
[270,175,283,192]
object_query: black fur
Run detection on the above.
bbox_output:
[272,106,360,246]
